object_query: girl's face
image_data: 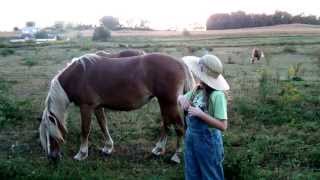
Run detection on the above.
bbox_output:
[199,81,207,88]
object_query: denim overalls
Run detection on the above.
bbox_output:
[184,98,225,180]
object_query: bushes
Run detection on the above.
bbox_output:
[182,29,191,36]
[1,48,15,56]
[287,63,303,81]
[283,46,297,53]
[34,31,50,39]
[234,77,319,125]
[21,56,38,67]
[92,26,111,42]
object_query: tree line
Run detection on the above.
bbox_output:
[206,11,320,30]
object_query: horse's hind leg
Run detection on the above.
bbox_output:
[95,107,114,156]
[74,105,93,161]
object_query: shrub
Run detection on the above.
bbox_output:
[288,63,303,80]
[92,26,111,42]
[34,31,49,39]
[21,56,38,67]
[279,83,302,105]
[79,39,92,51]
[283,46,297,53]
[1,48,15,56]
[226,56,235,64]
[182,29,191,36]
[257,67,278,101]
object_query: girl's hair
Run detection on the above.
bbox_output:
[202,83,215,109]
[189,82,216,110]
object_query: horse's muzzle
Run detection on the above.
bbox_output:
[48,151,62,162]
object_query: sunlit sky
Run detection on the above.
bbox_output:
[0,0,319,31]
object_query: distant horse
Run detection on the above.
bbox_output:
[95,49,145,58]
[250,48,264,64]
[39,53,194,163]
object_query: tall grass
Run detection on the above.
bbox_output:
[0,79,33,128]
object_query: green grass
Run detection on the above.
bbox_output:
[0,31,320,179]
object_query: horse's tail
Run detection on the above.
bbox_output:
[261,50,265,58]
[181,59,196,94]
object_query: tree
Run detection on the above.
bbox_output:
[206,11,320,30]
[26,21,35,27]
[100,16,120,30]
[92,26,111,41]
[53,21,65,32]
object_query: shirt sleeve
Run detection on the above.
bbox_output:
[210,92,228,120]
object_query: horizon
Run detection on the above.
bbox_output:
[1,0,319,31]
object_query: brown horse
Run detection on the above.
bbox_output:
[95,49,145,58]
[39,53,194,163]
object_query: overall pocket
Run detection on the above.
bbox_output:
[203,129,224,164]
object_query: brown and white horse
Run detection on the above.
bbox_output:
[39,53,194,163]
[250,48,264,64]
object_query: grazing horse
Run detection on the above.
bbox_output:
[95,49,145,58]
[250,48,264,64]
[39,53,194,163]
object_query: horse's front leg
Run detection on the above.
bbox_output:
[95,107,114,156]
[74,104,93,161]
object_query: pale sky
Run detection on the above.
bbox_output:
[0,0,319,31]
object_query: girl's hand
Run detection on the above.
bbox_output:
[188,106,205,118]
[178,95,191,110]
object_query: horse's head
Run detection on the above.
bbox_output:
[39,108,66,161]
[39,77,69,161]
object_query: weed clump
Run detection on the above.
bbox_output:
[288,63,303,81]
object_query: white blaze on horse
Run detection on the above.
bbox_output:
[39,52,195,163]
[250,48,264,64]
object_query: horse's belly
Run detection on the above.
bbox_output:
[102,93,153,111]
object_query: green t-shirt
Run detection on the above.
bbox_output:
[184,89,228,120]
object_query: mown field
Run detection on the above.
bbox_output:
[0,26,320,179]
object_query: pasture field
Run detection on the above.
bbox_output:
[0,26,320,179]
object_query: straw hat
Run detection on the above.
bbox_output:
[182,54,230,91]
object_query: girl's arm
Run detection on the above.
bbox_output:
[188,106,228,131]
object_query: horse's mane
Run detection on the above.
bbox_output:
[61,54,100,73]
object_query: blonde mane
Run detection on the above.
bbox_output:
[39,75,70,154]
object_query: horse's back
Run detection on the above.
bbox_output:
[59,53,185,109]
[141,53,186,102]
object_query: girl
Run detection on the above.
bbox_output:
[179,54,230,180]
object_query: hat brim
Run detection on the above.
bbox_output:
[182,56,230,91]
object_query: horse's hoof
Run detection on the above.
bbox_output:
[100,148,112,157]
[170,153,181,164]
[73,151,88,161]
